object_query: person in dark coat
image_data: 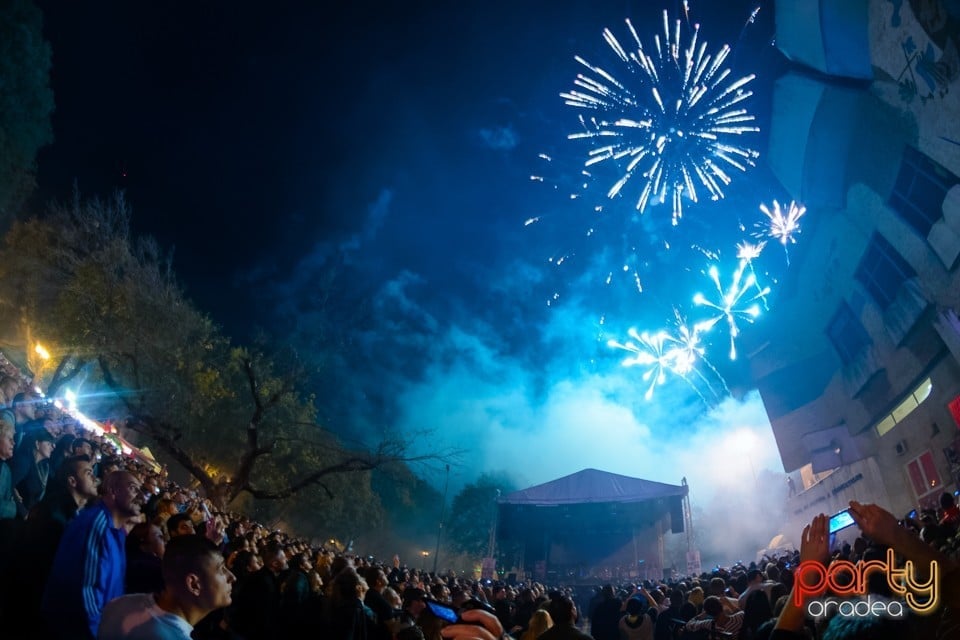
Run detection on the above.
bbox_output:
[590,585,623,640]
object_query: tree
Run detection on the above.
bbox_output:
[446,472,516,557]
[0,0,54,224]
[0,191,455,512]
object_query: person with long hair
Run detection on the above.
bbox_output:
[520,608,553,640]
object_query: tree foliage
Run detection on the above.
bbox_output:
[0,0,54,224]
[0,192,453,516]
[446,472,516,557]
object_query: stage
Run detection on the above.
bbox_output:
[496,469,689,583]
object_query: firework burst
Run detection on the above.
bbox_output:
[608,328,676,400]
[561,10,760,226]
[755,200,806,253]
[693,261,770,360]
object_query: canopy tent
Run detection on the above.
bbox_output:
[497,469,688,583]
[775,0,873,80]
[499,468,687,506]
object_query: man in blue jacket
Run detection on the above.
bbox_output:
[42,469,143,639]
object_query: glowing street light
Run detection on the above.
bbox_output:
[34,343,50,360]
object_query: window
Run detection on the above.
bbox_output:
[826,303,871,365]
[906,450,941,501]
[889,146,959,236]
[854,233,916,310]
[874,378,932,437]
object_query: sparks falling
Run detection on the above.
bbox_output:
[736,240,765,262]
[693,261,770,360]
[561,10,760,226]
[608,328,676,400]
[757,200,806,246]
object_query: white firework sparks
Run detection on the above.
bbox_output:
[666,322,704,376]
[561,10,759,226]
[608,328,676,400]
[693,261,770,360]
[736,240,765,262]
[757,200,806,246]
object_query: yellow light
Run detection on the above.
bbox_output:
[34,343,50,360]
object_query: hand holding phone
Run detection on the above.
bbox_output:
[828,508,855,534]
[426,601,459,624]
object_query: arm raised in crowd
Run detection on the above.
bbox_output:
[848,500,960,609]
[774,513,830,636]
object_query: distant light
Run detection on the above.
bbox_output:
[34,343,50,360]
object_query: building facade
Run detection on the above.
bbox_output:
[747,0,960,533]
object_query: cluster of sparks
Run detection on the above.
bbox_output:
[562,10,760,226]
[528,5,810,403]
[692,261,770,360]
[607,314,729,404]
[755,199,806,262]
[607,197,804,401]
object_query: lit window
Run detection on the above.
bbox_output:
[826,303,871,366]
[891,395,919,423]
[889,146,959,237]
[875,415,897,437]
[854,233,915,310]
[874,378,932,437]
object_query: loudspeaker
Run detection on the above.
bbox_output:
[670,498,685,533]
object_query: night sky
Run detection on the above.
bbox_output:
[32,0,794,540]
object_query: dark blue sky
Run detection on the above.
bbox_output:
[33,1,793,537]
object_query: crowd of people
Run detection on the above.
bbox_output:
[0,370,959,639]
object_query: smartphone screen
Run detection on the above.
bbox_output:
[425,601,459,624]
[829,508,855,534]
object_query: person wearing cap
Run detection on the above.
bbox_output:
[10,391,40,448]
[10,427,56,516]
[399,587,428,626]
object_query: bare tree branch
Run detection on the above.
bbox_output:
[98,355,138,416]
[244,443,462,501]
[46,354,86,397]
[125,415,213,487]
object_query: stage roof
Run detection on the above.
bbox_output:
[499,468,687,506]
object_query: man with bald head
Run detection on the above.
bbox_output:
[42,469,144,639]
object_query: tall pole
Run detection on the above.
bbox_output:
[433,464,450,574]
[487,489,501,562]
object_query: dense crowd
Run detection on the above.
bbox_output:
[0,371,959,640]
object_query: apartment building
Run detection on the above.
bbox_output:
[745,0,960,532]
